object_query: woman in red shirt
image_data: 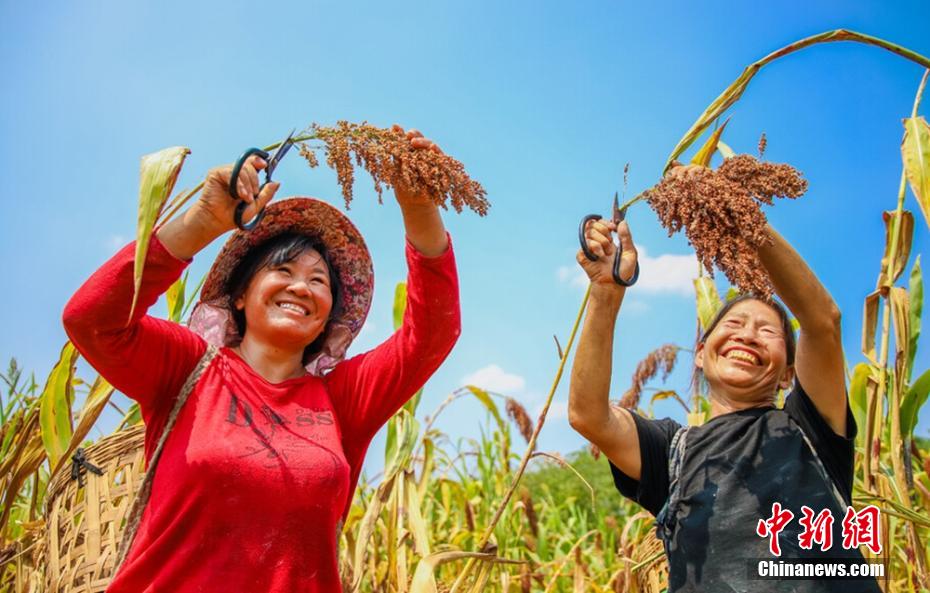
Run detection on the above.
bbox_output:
[62,127,461,592]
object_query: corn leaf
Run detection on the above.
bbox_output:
[410,551,497,593]
[902,116,930,230]
[861,291,880,363]
[384,410,419,483]
[405,472,431,557]
[902,367,930,439]
[118,401,142,430]
[181,271,208,319]
[56,375,114,476]
[907,256,923,381]
[877,210,914,292]
[38,342,79,470]
[693,277,722,333]
[130,146,191,320]
[166,271,188,323]
[464,386,506,436]
[690,118,730,168]
[849,363,872,451]
[393,282,408,331]
[717,140,736,159]
[392,282,423,416]
[888,287,910,367]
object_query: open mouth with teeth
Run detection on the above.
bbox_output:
[276,301,310,316]
[722,348,762,365]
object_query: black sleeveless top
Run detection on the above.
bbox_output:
[610,382,881,593]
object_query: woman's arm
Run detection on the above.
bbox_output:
[568,219,645,479]
[63,156,280,415]
[757,225,846,436]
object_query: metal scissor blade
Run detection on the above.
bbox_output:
[612,192,627,224]
[265,128,296,176]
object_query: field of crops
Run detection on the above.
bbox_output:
[2,29,930,593]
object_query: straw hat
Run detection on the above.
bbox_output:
[188,197,374,375]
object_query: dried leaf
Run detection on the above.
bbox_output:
[877,210,914,292]
[410,551,497,593]
[902,116,930,230]
[861,291,880,363]
[690,118,730,168]
[888,287,910,373]
[130,146,190,320]
[907,256,923,381]
[405,472,431,557]
[717,140,736,159]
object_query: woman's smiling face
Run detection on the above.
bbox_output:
[696,299,794,404]
[234,248,334,350]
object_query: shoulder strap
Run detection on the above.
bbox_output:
[114,344,220,567]
[655,426,689,548]
[794,423,851,509]
[666,426,690,497]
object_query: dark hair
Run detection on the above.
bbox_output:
[700,294,797,365]
[226,233,342,363]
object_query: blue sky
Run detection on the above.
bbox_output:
[2,1,930,475]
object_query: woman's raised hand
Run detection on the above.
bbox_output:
[156,156,281,261]
[576,219,639,289]
[390,124,442,208]
[195,156,281,235]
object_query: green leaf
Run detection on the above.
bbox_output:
[392,282,408,331]
[389,282,422,415]
[39,342,79,469]
[130,146,191,320]
[181,272,208,319]
[849,363,872,450]
[118,402,142,430]
[464,385,506,435]
[907,256,923,381]
[902,367,930,439]
[57,375,114,475]
[902,116,930,231]
[693,277,722,333]
[383,409,420,483]
[166,271,187,323]
[690,118,730,168]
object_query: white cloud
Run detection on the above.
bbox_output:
[557,245,697,297]
[636,246,697,296]
[534,400,568,421]
[461,364,526,394]
[105,235,128,251]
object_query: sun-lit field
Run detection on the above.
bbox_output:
[2,29,930,593]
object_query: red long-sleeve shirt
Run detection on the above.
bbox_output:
[62,234,460,592]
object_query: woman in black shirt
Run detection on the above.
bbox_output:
[567,166,880,592]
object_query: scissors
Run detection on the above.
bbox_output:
[228,129,297,230]
[578,193,640,287]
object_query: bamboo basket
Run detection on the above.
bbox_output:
[633,533,668,593]
[42,425,147,593]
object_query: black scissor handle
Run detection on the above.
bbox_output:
[229,147,271,231]
[578,214,640,287]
